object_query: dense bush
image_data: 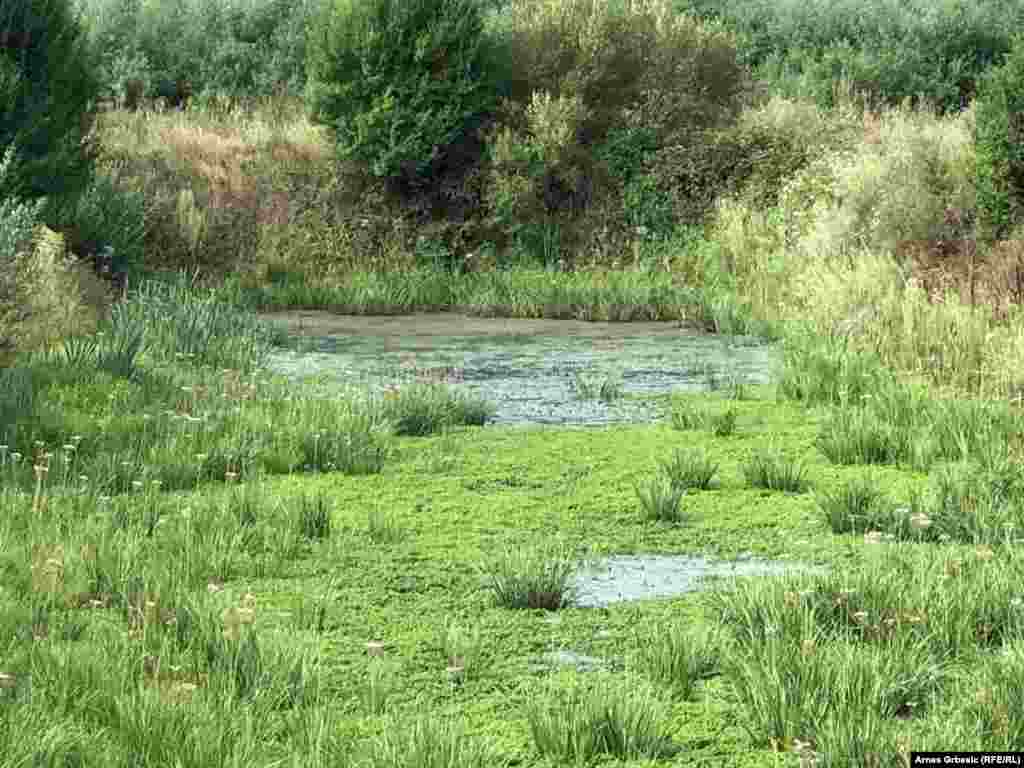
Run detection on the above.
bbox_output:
[0,0,128,364]
[0,0,104,223]
[304,0,511,188]
[0,145,47,366]
[73,0,322,107]
[681,0,1024,116]
[479,0,753,266]
[0,147,115,368]
[642,121,813,230]
[974,33,1024,244]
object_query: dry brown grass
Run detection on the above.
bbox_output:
[895,230,1024,324]
[91,98,339,282]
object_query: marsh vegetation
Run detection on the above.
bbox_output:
[3,0,1024,764]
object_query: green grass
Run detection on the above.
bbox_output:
[480,542,581,611]
[816,473,891,534]
[359,715,504,768]
[571,369,625,403]
[525,671,681,764]
[710,408,738,437]
[743,449,810,493]
[659,446,720,491]
[631,619,723,701]
[634,474,689,523]
[2,270,1024,767]
[9,11,1024,761]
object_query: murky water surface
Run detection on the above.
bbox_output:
[572,553,829,608]
[259,311,778,428]
[529,554,828,672]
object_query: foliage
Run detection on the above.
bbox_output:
[73,0,323,107]
[645,121,812,230]
[682,0,1024,115]
[526,672,679,763]
[0,0,105,224]
[0,145,47,366]
[974,33,1024,243]
[0,147,115,368]
[56,166,148,284]
[304,0,510,187]
[480,0,751,267]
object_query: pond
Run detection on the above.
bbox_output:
[257,311,823,616]
[258,311,778,428]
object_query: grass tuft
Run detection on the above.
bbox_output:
[816,474,889,534]
[481,543,579,611]
[571,370,624,403]
[711,408,738,437]
[297,492,332,541]
[668,400,706,431]
[526,672,680,763]
[744,450,809,493]
[634,474,689,523]
[360,715,503,768]
[633,620,722,700]
[659,446,720,491]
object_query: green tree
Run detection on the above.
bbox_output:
[975,33,1024,243]
[0,0,105,225]
[303,0,512,188]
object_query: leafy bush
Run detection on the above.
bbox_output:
[0,146,46,363]
[645,121,811,229]
[479,0,752,266]
[56,166,149,285]
[685,0,1024,115]
[75,0,319,104]
[73,0,151,105]
[0,147,114,367]
[975,33,1024,243]
[0,0,105,224]
[304,0,510,186]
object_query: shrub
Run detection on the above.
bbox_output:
[304,0,510,188]
[644,121,809,229]
[0,0,105,224]
[975,32,1024,244]
[689,0,1022,115]
[0,148,115,367]
[0,146,47,365]
[479,0,752,266]
[74,0,153,105]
